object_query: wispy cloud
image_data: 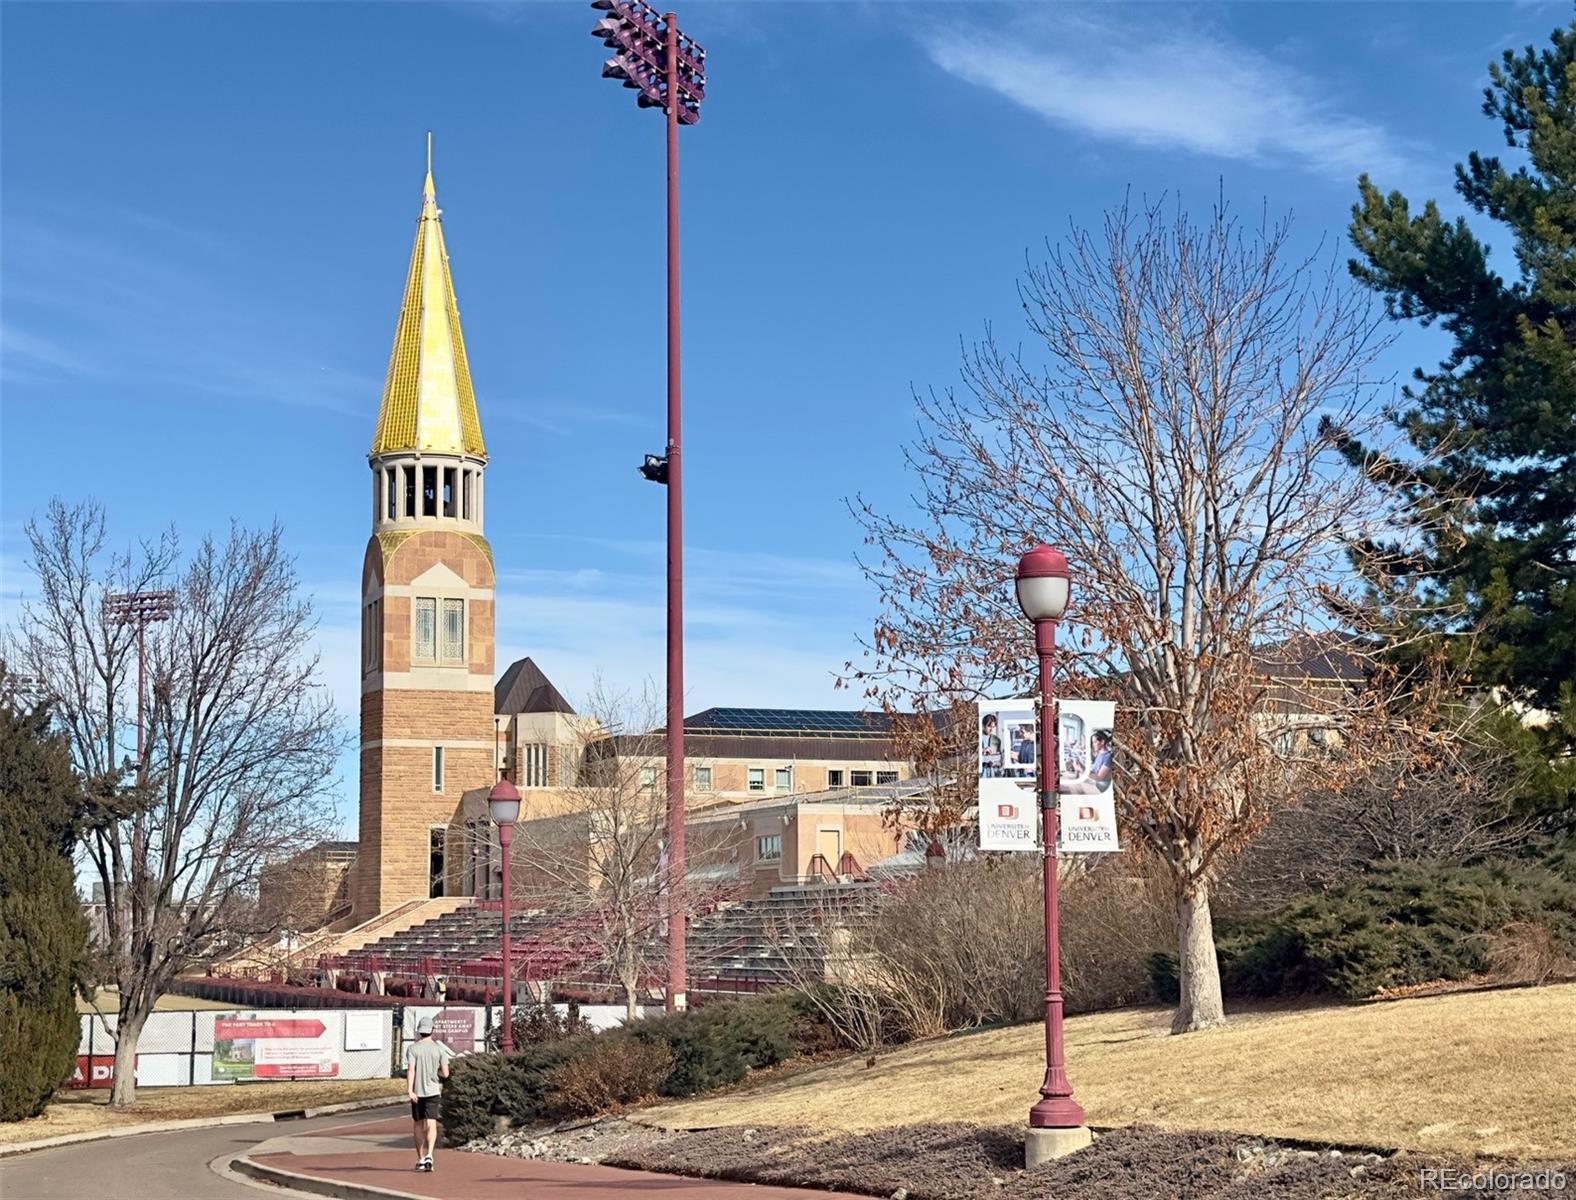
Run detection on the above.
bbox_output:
[923,10,1420,182]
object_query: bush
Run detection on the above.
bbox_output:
[0,688,90,1122]
[1149,860,1576,1002]
[544,1033,672,1118]
[441,1041,582,1144]
[483,1002,592,1052]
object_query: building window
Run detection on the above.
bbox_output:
[827,769,845,788]
[462,471,472,520]
[414,597,437,661]
[441,598,465,664]
[362,598,382,673]
[850,770,873,786]
[386,470,398,520]
[520,743,549,788]
[756,834,782,861]
[403,465,416,518]
[639,767,657,792]
[443,467,457,517]
[429,828,445,898]
[876,770,899,785]
[775,767,793,791]
[693,766,713,791]
[747,768,765,792]
[433,746,445,792]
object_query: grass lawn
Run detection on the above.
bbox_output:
[0,1077,406,1147]
[75,987,232,1013]
[645,983,1576,1160]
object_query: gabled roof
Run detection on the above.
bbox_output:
[495,657,576,716]
[371,152,487,460]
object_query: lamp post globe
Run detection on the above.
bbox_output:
[487,777,521,1054]
[1015,543,1071,623]
[487,778,521,827]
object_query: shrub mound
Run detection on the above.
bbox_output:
[442,991,827,1142]
[1150,859,1576,1001]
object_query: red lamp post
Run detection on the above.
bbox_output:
[1014,545,1086,1136]
[487,778,521,1055]
[590,0,706,1014]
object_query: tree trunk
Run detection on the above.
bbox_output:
[1171,881,1227,1034]
[109,1003,148,1106]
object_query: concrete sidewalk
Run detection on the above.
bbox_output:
[235,1117,871,1200]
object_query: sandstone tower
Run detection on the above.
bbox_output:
[355,156,497,918]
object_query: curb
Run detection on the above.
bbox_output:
[233,1155,426,1200]
[0,1095,404,1160]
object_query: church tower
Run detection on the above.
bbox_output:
[355,152,497,918]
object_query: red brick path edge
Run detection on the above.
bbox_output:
[238,1148,873,1200]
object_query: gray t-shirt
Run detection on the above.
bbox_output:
[403,1037,454,1098]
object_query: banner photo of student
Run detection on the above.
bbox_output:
[1056,698,1119,853]
[978,698,1119,853]
[978,701,1040,851]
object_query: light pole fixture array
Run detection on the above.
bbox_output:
[103,589,175,778]
[487,777,522,1055]
[591,0,706,1014]
[1013,544,1090,1161]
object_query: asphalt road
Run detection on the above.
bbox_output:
[0,1106,406,1200]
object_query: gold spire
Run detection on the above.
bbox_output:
[371,140,487,460]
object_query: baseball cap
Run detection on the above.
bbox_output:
[416,1017,434,1035]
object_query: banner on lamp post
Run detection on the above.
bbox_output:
[978,698,1119,853]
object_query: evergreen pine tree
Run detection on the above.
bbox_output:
[1346,21,1576,754]
[0,672,91,1121]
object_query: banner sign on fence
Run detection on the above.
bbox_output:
[69,1055,121,1089]
[213,1014,340,1079]
[429,1008,480,1054]
[978,698,1120,853]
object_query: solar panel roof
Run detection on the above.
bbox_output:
[683,708,893,736]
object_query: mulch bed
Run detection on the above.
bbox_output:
[466,1118,1574,1199]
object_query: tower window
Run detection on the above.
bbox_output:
[386,469,397,520]
[443,467,457,517]
[403,465,416,518]
[422,466,438,516]
[441,598,465,664]
[462,471,472,520]
[433,746,445,792]
[362,598,382,673]
[414,597,437,661]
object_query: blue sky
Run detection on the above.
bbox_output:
[1,1,1561,829]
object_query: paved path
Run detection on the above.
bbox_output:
[0,1107,401,1200]
[1,1107,869,1200]
[247,1115,869,1199]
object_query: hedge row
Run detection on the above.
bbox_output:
[443,991,831,1144]
[1150,859,1576,1002]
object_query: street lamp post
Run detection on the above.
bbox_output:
[590,0,706,1014]
[487,778,521,1055]
[1014,544,1092,1165]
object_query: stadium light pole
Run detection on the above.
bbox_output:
[102,589,175,780]
[487,777,521,1055]
[590,0,706,1014]
[1014,544,1091,1164]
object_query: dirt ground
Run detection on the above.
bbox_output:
[645,985,1576,1159]
[466,1118,1575,1200]
[0,1077,406,1146]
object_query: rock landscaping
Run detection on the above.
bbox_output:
[465,1118,1575,1199]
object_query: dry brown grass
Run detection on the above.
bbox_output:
[75,987,233,1013]
[646,984,1576,1159]
[0,1077,406,1146]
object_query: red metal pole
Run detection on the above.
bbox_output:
[663,9,688,1015]
[499,822,514,1054]
[1029,617,1085,1128]
[135,622,146,779]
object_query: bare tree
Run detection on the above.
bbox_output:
[509,682,673,1020]
[850,199,1407,1032]
[9,500,343,1103]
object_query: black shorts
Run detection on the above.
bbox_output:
[411,1095,442,1122]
